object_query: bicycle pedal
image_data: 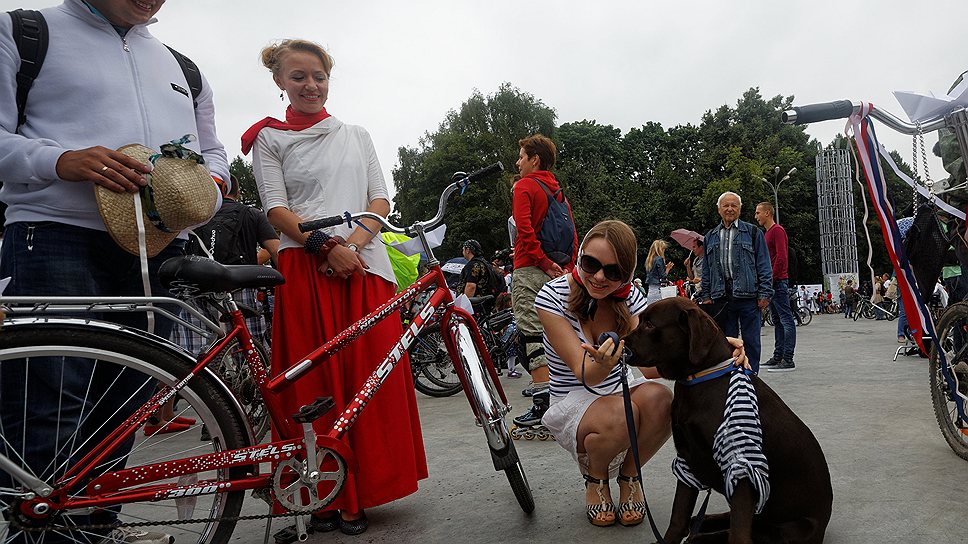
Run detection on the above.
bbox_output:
[272,525,303,544]
[293,396,335,423]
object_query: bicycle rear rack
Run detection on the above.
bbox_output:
[0,296,222,338]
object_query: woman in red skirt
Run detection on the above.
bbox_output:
[243,39,427,536]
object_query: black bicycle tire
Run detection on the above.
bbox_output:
[450,322,535,512]
[0,325,251,544]
[799,308,813,326]
[415,365,463,397]
[503,457,536,514]
[212,335,272,442]
[411,330,462,398]
[928,304,968,461]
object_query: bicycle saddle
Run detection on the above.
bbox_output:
[159,255,285,294]
[468,295,494,306]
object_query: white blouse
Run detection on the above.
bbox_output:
[252,116,395,285]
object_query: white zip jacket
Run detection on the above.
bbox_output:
[0,0,228,231]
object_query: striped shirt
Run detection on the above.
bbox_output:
[671,369,771,514]
[719,223,735,281]
[535,276,648,399]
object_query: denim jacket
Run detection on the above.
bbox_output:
[645,256,666,286]
[699,219,774,301]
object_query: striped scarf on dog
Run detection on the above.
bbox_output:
[672,368,771,514]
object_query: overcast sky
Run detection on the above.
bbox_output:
[50,0,968,200]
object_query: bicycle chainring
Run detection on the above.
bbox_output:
[272,447,347,512]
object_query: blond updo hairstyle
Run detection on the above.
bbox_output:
[260,39,334,77]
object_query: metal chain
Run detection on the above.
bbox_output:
[918,122,932,185]
[11,509,304,533]
[11,488,303,533]
[913,123,923,207]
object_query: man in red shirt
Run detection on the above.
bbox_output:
[510,134,578,431]
[755,202,797,372]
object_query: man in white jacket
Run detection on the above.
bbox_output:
[0,2,227,542]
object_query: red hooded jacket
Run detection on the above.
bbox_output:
[512,170,579,272]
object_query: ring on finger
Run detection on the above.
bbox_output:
[100,166,109,172]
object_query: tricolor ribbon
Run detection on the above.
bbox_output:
[849,103,966,422]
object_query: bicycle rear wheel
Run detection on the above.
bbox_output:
[928,304,968,461]
[211,336,272,442]
[798,308,812,326]
[0,324,251,544]
[448,320,535,513]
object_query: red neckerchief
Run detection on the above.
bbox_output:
[241,106,331,155]
[571,267,632,320]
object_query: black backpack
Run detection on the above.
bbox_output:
[187,204,247,265]
[485,260,509,297]
[530,177,576,267]
[4,9,203,227]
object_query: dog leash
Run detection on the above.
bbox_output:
[581,333,712,542]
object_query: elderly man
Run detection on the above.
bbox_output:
[699,192,774,372]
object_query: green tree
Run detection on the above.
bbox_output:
[392,83,556,258]
[228,156,262,209]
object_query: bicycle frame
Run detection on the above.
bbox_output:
[4,264,508,517]
[3,161,512,521]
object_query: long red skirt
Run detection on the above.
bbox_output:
[271,249,427,512]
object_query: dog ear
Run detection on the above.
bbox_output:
[681,306,720,368]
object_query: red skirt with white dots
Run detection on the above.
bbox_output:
[271,248,427,513]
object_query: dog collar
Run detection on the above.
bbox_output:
[681,358,748,386]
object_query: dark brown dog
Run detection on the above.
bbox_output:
[624,297,832,544]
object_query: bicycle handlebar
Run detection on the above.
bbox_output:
[297,161,504,235]
[781,100,856,125]
[781,99,950,134]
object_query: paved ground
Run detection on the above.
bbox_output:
[218,313,966,543]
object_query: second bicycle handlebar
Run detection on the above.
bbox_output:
[297,161,504,234]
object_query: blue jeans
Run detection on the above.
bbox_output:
[713,293,763,373]
[897,297,908,338]
[769,280,797,361]
[0,222,184,541]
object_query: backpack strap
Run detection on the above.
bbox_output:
[9,9,48,131]
[7,10,203,131]
[165,45,202,108]
[527,176,563,202]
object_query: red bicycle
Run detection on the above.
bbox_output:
[0,162,533,544]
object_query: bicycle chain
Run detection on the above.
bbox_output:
[9,490,304,533]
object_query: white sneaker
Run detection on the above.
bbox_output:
[98,527,174,544]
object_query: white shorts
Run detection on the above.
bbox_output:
[541,377,651,479]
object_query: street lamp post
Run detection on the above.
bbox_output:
[759,166,797,224]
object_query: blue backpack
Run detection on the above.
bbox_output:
[529,177,575,267]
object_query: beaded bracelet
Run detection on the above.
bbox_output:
[318,236,345,259]
[304,230,331,255]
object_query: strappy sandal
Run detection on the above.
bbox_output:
[583,474,616,527]
[616,474,646,527]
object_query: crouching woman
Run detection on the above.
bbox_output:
[537,220,671,528]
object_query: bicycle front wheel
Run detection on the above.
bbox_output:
[928,304,968,461]
[0,324,251,544]
[448,320,535,513]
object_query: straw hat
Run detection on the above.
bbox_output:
[95,143,217,257]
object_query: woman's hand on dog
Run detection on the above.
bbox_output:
[581,336,625,369]
[726,336,751,370]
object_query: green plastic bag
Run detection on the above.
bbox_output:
[382,232,420,291]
